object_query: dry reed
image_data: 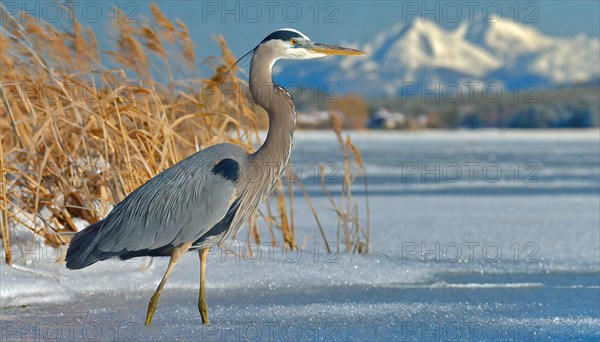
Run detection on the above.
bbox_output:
[0,3,369,266]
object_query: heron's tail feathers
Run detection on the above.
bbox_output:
[66,220,175,269]
[65,220,112,269]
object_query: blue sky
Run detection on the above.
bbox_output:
[129,1,600,80]
[7,1,597,68]
[128,1,600,58]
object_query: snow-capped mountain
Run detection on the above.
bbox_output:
[275,20,600,96]
[464,19,600,85]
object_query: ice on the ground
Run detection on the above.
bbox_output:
[0,130,598,341]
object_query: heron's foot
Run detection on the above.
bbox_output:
[198,300,209,324]
[145,292,160,326]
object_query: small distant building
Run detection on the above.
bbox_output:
[297,110,332,128]
[368,107,406,129]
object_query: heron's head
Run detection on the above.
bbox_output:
[255,28,364,61]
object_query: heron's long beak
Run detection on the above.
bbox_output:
[309,42,365,56]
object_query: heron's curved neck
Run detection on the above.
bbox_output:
[249,47,296,168]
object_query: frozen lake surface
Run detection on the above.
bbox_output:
[1,130,599,341]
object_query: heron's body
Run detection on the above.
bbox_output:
[65,143,246,267]
[65,28,363,325]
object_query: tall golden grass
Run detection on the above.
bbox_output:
[0,3,369,266]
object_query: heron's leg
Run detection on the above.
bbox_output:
[198,248,209,324]
[145,242,192,326]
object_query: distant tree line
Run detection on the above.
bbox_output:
[294,84,599,129]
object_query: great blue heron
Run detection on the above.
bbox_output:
[65,28,364,325]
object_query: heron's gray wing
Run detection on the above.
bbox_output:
[92,144,245,255]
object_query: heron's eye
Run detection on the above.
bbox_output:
[290,39,297,46]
